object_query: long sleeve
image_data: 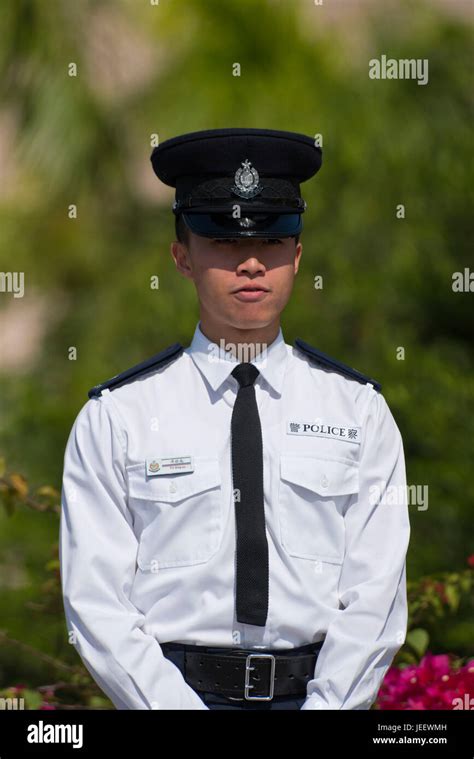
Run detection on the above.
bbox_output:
[59,393,209,710]
[301,390,411,710]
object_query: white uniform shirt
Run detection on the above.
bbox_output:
[59,320,411,710]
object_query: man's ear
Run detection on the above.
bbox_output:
[294,241,303,275]
[171,241,194,279]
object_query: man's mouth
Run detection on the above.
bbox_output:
[231,284,270,302]
[232,284,269,293]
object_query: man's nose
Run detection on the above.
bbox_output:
[237,255,266,273]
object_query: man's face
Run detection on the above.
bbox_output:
[171,231,302,332]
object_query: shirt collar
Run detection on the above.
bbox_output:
[186,320,289,395]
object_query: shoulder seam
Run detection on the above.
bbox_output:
[87,342,184,398]
[97,391,128,455]
[294,337,382,392]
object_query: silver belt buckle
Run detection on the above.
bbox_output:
[244,653,276,701]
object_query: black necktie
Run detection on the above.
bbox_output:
[230,362,269,627]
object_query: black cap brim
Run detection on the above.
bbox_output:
[182,212,302,239]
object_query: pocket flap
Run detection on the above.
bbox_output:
[127,457,221,503]
[280,455,359,496]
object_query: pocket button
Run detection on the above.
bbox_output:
[320,474,329,489]
[169,481,177,494]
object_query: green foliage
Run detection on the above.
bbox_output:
[0,0,472,705]
[395,567,474,666]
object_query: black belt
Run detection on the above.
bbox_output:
[161,640,324,701]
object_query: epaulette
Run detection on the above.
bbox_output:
[88,342,184,399]
[294,338,382,392]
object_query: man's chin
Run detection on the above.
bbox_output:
[227,314,276,332]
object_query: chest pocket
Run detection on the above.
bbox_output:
[127,457,223,570]
[278,455,359,564]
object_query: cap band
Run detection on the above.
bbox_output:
[182,212,302,239]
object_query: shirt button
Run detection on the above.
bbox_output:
[169,481,177,493]
[320,474,329,489]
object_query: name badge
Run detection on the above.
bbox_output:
[287,421,361,444]
[146,456,194,476]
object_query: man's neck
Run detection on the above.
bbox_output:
[199,319,281,359]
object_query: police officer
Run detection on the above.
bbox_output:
[59,128,411,710]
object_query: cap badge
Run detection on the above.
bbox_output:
[231,159,263,199]
[239,217,256,228]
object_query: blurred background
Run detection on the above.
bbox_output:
[0,0,472,709]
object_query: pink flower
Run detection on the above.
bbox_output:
[10,684,27,693]
[377,654,474,710]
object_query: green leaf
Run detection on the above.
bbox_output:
[406,628,429,659]
[23,689,43,710]
[397,650,418,665]
[89,695,112,708]
[444,584,459,612]
[36,485,60,499]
